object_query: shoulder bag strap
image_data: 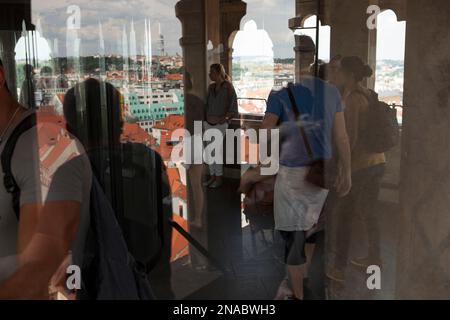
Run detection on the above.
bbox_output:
[286,85,314,162]
[1,113,37,220]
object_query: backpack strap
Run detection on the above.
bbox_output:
[1,113,37,220]
[121,143,165,272]
[147,149,164,272]
[286,85,315,162]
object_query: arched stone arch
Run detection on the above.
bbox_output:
[220,0,247,75]
[378,0,407,22]
[294,15,331,62]
[289,0,332,31]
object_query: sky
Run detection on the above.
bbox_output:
[16,0,405,61]
[24,0,182,59]
[376,10,406,61]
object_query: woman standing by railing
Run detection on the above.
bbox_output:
[203,63,238,189]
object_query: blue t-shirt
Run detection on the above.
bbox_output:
[266,78,344,168]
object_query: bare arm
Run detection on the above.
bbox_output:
[0,201,80,299]
[238,112,280,193]
[261,112,279,130]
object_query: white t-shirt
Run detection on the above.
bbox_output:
[0,110,92,284]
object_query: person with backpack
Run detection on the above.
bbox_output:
[260,36,352,300]
[62,78,172,299]
[0,59,92,299]
[326,56,389,282]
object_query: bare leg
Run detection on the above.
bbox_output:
[287,264,308,300]
[189,164,206,228]
[209,164,223,188]
[274,278,294,300]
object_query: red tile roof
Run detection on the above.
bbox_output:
[121,123,156,146]
[167,167,187,201]
[152,115,184,131]
[164,73,183,81]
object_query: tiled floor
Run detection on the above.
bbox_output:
[326,200,399,300]
[168,178,325,300]
[163,173,401,300]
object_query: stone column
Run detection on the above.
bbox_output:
[219,0,247,75]
[396,0,450,299]
[176,0,207,100]
[289,0,327,81]
[327,0,377,88]
[176,0,209,267]
[0,31,19,99]
[206,0,221,68]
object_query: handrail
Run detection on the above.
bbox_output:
[390,103,406,108]
[230,118,263,123]
[237,97,268,103]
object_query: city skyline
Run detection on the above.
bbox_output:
[17,1,406,61]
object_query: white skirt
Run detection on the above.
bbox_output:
[274,165,329,232]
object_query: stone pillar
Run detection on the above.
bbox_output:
[396,0,450,299]
[219,0,247,75]
[176,0,207,100]
[0,31,19,99]
[289,0,377,86]
[327,0,377,88]
[206,0,221,68]
[289,0,328,81]
[176,0,209,267]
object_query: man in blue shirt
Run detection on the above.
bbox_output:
[262,36,351,300]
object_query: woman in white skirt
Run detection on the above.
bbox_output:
[261,36,351,300]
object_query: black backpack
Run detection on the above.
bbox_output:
[362,89,400,153]
[92,142,166,274]
[1,113,155,300]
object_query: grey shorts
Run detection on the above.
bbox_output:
[279,231,307,266]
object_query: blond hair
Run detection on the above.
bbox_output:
[210,63,231,82]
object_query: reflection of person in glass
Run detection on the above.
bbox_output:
[0,58,91,299]
[19,64,36,109]
[203,63,238,189]
[36,66,55,107]
[63,78,174,299]
[184,72,206,229]
[326,56,386,283]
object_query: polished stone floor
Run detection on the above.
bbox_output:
[160,145,401,300]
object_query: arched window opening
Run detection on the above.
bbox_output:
[375,9,406,125]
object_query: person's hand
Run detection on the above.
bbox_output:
[334,168,352,197]
[225,113,236,124]
[49,254,76,300]
[238,173,254,194]
[238,167,258,194]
